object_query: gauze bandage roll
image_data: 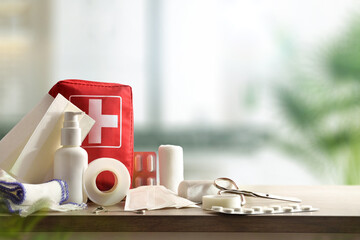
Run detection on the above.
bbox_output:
[0,169,86,217]
[83,158,130,206]
[202,195,241,210]
[158,145,184,193]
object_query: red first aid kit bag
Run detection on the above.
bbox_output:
[49,79,134,190]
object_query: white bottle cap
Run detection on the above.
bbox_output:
[61,112,83,146]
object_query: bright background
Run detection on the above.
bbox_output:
[1,0,360,184]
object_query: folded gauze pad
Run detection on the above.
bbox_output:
[125,185,199,211]
[83,158,130,206]
[178,180,233,203]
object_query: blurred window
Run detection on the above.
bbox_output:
[1,0,360,184]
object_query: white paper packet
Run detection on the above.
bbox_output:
[0,93,95,183]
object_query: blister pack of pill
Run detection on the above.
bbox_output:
[210,204,318,215]
[133,152,157,188]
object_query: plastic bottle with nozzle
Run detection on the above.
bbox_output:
[61,112,83,146]
[54,111,88,204]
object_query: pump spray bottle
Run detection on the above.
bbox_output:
[54,111,88,204]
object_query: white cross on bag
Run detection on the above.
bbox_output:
[88,99,118,144]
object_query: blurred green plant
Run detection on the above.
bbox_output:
[0,205,71,240]
[274,16,360,184]
[0,214,43,240]
[0,214,72,240]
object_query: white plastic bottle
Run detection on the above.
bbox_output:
[54,111,88,204]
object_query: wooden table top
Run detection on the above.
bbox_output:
[1,185,360,233]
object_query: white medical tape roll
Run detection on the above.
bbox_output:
[202,195,241,210]
[83,158,130,206]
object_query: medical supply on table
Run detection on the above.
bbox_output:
[202,195,241,210]
[54,112,88,204]
[83,158,130,206]
[158,145,183,194]
[209,204,318,215]
[214,177,301,205]
[124,185,199,211]
[92,206,146,215]
[133,152,157,188]
[49,79,134,191]
[0,169,86,217]
[178,180,234,202]
[0,93,94,184]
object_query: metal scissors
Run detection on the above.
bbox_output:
[214,177,301,206]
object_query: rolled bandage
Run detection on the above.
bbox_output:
[158,145,183,193]
[84,158,130,206]
[0,169,86,217]
[202,195,241,210]
[178,180,219,202]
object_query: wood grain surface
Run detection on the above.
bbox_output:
[1,185,360,233]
